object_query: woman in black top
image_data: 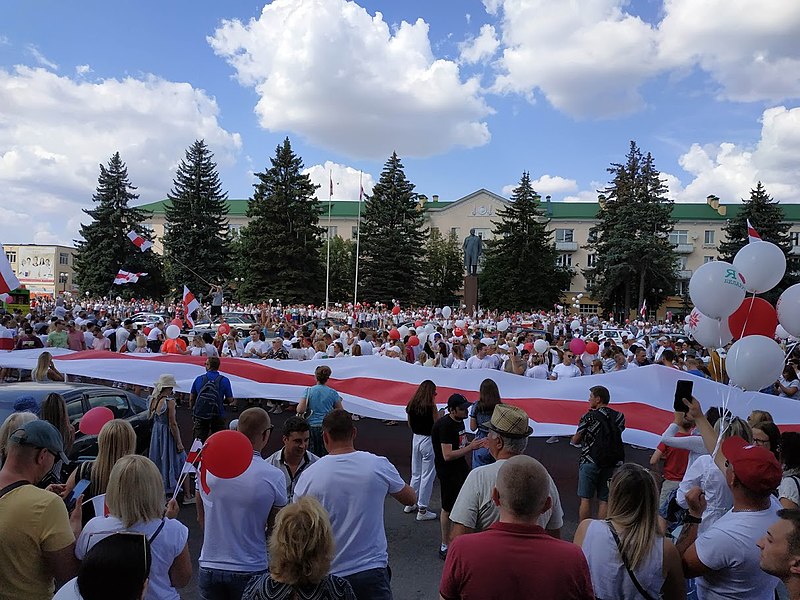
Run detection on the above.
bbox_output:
[404,379,440,521]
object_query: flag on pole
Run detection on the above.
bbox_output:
[747,219,762,244]
[640,299,647,318]
[359,181,364,201]
[182,438,203,474]
[127,230,153,252]
[183,286,200,328]
[113,270,147,285]
[0,249,20,295]
[329,173,333,198]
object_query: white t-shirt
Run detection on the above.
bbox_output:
[525,364,550,379]
[52,578,82,600]
[147,326,163,341]
[115,327,130,350]
[677,454,733,534]
[695,497,781,600]
[76,515,188,600]
[466,355,494,369]
[199,454,287,571]
[779,470,800,507]
[551,363,582,379]
[294,451,405,577]
[451,358,467,369]
[244,340,266,356]
[357,340,373,356]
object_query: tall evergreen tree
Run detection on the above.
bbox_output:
[162,140,231,296]
[585,141,677,317]
[718,182,798,303]
[358,152,426,305]
[237,138,324,304]
[422,229,465,307]
[480,172,571,310]
[74,152,166,298]
[323,236,356,305]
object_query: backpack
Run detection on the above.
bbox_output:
[194,375,222,420]
[588,408,625,468]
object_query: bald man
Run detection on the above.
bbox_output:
[439,455,594,600]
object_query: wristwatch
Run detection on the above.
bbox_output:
[684,514,702,524]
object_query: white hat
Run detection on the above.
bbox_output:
[387,345,402,354]
[480,337,494,346]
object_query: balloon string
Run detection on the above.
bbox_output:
[738,292,757,341]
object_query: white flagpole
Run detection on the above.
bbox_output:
[353,171,363,307]
[325,170,333,311]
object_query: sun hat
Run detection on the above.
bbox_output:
[484,404,533,439]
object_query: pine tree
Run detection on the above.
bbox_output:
[358,152,427,305]
[585,141,677,317]
[718,182,798,303]
[237,138,324,304]
[162,140,231,297]
[323,236,356,305]
[74,152,166,298]
[480,172,571,310]
[422,229,464,306]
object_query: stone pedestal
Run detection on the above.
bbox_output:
[463,275,478,316]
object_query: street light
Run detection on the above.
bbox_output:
[59,272,68,293]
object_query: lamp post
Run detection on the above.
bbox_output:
[59,272,68,294]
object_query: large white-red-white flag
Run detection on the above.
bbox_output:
[113,270,147,285]
[183,286,200,328]
[127,230,153,252]
[0,249,20,295]
[747,219,762,244]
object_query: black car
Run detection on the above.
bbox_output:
[0,382,152,460]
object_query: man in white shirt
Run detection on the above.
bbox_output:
[294,409,416,600]
[115,319,133,353]
[146,320,164,353]
[197,408,287,599]
[357,331,373,356]
[243,331,267,358]
[466,343,494,369]
[549,350,582,380]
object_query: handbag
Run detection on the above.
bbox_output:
[606,521,657,600]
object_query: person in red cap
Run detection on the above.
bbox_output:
[678,397,783,600]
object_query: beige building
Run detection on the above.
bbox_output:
[138,190,800,318]
[3,244,78,297]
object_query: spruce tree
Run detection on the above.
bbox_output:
[585,141,677,317]
[480,172,571,310]
[74,152,166,298]
[323,236,356,304]
[718,182,797,302]
[162,140,231,297]
[422,229,464,306]
[237,138,324,304]
[358,152,426,305]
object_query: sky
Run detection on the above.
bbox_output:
[1,0,799,246]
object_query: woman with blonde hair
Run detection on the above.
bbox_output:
[32,350,65,382]
[76,455,191,600]
[243,496,355,600]
[0,411,37,467]
[575,463,685,599]
[148,374,191,502]
[404,380,439,521]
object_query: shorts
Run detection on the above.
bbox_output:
[438,472,468,512]
[577,462,616,502]
[210,305,222,317]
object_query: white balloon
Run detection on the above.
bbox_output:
[577,293,584,299]
[683,324,691,335]
[776,324,790,340]
[442,306,452,319]
[426,324,436,335]
[166,325,180,339]
[533,339,549,354]
[726,335,785,391]
[689,261,746,319]
[418,332,428,346]
[687,308,732,348]
[398,325,410,338]
[497,319,509,332]
[778,284,800,337]
[733,241,786,294]
[455,319,466,329]
[570,319,581,331]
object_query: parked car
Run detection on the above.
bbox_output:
[191,313,257,336]
[0,382,152,460]
[130,312,169,328]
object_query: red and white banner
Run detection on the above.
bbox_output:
[0,249,21,295]
[127,230,153,252]
[747,219,762,244]
[183,286,200,328]
[113,270,147,285]
[3,349,799,449]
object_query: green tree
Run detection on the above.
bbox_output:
[585,141,677,317]
[237,138,324,304]
[322,236,356,304]
[74,152,166,298]
[421,229,463,306]
[480,172,571,310]
[162,139,231,297]
[358,152,427,305]
[718,182,798,303]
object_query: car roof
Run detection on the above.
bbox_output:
[0,382,129,405]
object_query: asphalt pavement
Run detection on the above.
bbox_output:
[174,404,653,600]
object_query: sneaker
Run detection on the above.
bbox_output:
[438,548,448,561]
[403,504,418,514]
[416,509,437,521]
[545,436,560,444]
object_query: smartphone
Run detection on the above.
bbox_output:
[674,380,694,412]
[66,478,91,511]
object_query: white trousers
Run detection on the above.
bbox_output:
[410,433,436,509]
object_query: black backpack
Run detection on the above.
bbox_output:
[589,409,625,468]
[194,375,222,420]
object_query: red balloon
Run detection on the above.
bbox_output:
[453,327,464,337]
[171,318,183,328]
[585,341,600,354]
[569,338,587,355]
[79,406,114,435]
[523,342,534,352]
[728,297,778,339]
[391,306,401,315]
[217,323,231,335]
[202,430,253,479]
[415,320,423,327]
[389,328,401,340]
[408,335,420,347]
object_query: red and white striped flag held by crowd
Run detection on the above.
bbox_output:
[127,230,153,252]
[113,270,147,285]
[640,299,647,318]
[747,219,762,244]
[183,286,200,328]
[0,248,21,295]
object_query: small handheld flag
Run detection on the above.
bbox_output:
[0,249,21,295]
[113,270,147,285]
[127,230,153,252]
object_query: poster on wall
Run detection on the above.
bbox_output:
[17,247,54,294]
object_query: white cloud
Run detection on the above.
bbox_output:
[562,182,605,203]
[208,0,492,159]
[501,174,580,198]
[0,36,9,46]
[0,66,241,245]
[459,24,499,65]
[26,44,58,70]
[75,65,92,77]
[303,161,376,201]
[465,13,471,24]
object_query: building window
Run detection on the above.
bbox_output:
[791,231,800,247]
[669,230,689,245]
[323,226,338,239]
[587,230,598,244]
[351,226,359,238]
[578,303,599,314]
[228,225,242,238]
[556,253,572,267]
[5,251,16,263]
[555,229,574,243]
[675,256,688,270]
[430,227,440,237]
[450,227,460,238]
[59,253,69,265]
[586,254,598,268]
[675,280,689,296]
[703,230,715,246]
[473,228,491,240]
[704,255,715,263]
[141,224,155,233]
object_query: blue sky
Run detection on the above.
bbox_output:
[1,0,798,245]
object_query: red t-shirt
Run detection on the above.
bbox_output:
[440,522,595,600]
[657,431,691,482]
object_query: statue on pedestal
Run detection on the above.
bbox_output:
[463,229,483,276]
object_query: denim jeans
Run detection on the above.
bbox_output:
[198,566,265,600]
[343,566,392,600]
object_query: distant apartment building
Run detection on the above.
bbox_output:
[2,244,78,297]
